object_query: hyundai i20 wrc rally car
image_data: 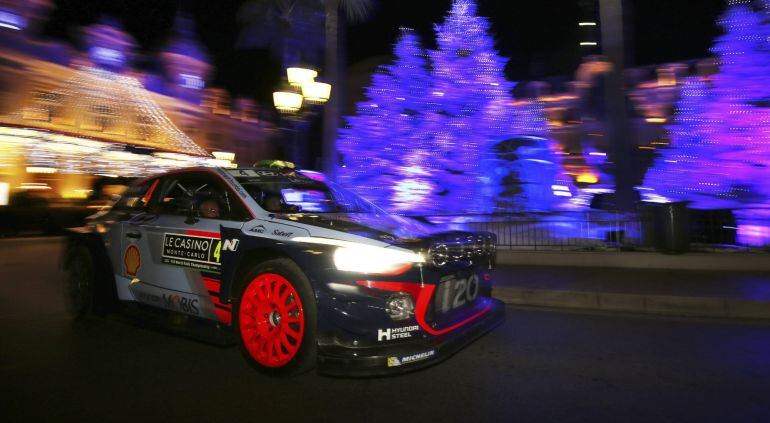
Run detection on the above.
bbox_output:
[63,163,504,376]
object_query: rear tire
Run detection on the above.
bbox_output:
[64,245,95,319]
[233,258,317,376]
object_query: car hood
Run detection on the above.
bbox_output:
[273,212,438,244]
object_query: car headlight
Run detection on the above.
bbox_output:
[292,237,424,275]
[333,245,424,275]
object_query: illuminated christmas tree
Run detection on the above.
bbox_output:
[644,1,770,210]
[337,28,435,212]
[426,0,537,213]
[339,0,551,214]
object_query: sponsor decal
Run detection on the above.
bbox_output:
[386,349,436,367]
[162,294,199,315]
[162,233,222,272]
[136,290,162,304]
[249,224,266,233]
[377,325,419,342]
[272,229,293,237]
[222,238,240,252]
[124,244,141,276]
[248,224,294,238]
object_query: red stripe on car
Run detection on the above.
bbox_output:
[185,230,220,239]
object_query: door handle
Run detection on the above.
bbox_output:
[125,232,142,239]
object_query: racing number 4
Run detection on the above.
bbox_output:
[213,240,221,262]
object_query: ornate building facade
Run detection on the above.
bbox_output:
[0,0,276,201]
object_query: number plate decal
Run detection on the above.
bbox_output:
[435,273,479,314]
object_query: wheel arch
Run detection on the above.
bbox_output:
[220,245,316,305]
[62,230,118,313]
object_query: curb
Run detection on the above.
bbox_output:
[492,286,770,321]
[496,250,770,272]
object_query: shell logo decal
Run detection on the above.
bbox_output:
[124,244,141,277]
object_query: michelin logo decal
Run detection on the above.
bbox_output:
[387,350,436,367]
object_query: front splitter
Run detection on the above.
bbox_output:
[317,298,505,377]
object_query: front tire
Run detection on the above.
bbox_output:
[234,258,317,376]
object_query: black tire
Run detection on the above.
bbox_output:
[233,258,317,376]
[64,245,95,319]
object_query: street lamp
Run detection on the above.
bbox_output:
[286,67,317,88]
[272,67,332,167]
[272,91,303,113]
[301,81,331,104]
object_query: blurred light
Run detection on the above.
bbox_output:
[62,189,92,199]
[737,224,770,247]
[588,152,606,156]
[18,183,51,190]
[26,166,57,174]
[580,42,598,46]
[0,182,8,206]
[273,91,303,112]
[578,22,597,26]
[207,158,236,168]
[0,10,25,31]
[298,170,326,182]
[180,73,204,90]
[212,151,235,161]
[645,117,667,123]
[89,46,125,68]
[286,67,317,87]
[301,81,332,103]
[576,172,599,184]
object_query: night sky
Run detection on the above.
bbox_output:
[43,0,726,103]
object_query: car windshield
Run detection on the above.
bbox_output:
[233,169,386,214]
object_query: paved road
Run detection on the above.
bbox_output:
[1,238,769,422]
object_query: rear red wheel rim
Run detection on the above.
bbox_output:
[239,273,305,367]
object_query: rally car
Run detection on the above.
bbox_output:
[62,163,504,376]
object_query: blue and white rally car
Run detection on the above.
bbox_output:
[63,162,504,376]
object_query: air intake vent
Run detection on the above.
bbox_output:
[428,233,496,267]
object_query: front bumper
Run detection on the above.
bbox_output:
[317,297,505,377]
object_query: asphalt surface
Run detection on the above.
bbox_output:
[2,237,770,423]
[494,265,770,300]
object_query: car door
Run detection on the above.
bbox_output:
[120,170,251,321]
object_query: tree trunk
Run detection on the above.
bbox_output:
[322,0,340,179]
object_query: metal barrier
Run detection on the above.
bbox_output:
[421,211,770,252]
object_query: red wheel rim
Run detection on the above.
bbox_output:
[239,273,305,367]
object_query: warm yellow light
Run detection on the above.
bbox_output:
[301,81,332,103]
[62,189,91,199]
[645,117,667,123]
[212,151,235,161]
[273,91,303,112]
[577,173,599,184]
[287,67,317,87]
[26,166,57,174]
[18,183,52,190]
[0,182,8,206]
[208,158,236,168]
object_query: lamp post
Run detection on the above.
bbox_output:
[600,0,634,211]
[273,67,331,167]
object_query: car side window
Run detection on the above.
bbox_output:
[150,172,250,221]
[112,179,158,212]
